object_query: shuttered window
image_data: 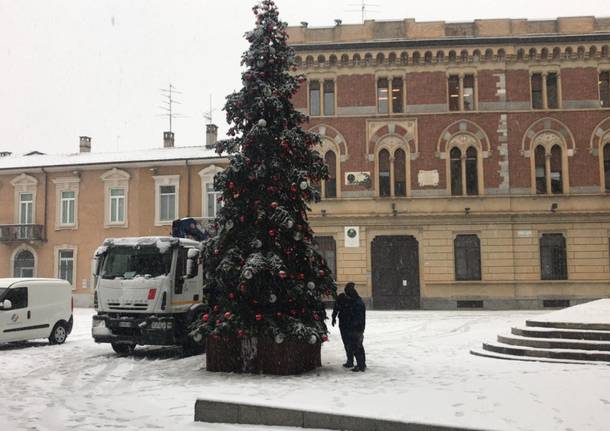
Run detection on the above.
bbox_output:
[454,235,481,281]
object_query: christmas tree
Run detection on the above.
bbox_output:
[191,0,336,374]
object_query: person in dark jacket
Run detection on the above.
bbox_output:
[332,290,354,368]
[344,282,366,372]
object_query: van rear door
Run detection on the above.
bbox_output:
[0,286,47,342]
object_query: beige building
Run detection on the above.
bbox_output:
[0,131,225,306]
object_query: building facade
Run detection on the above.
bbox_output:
[288,16,610,309]
[0,133,225,306]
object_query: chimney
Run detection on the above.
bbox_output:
[205,124,218,149]
[163,131,175,148]
[79,136,91,153]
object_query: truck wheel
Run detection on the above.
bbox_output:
[49,322,69,345]
[111,343,135,356]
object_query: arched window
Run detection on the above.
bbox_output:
[517,48,525,60]
[472,49,481,62]
[448,50,457,63]
[340,54,349,65]
[465,147,478,195]
[323,151,337,199]
[436,51,445,63]
[376,53,385,65]
[565,47,573,58]
[484,49,493,61]
[364,53,373,65]
[412,52,421,64]
[552,47,561,59]
[353,54,361,65]
[378,149,391,197]
[329,55,337,66]
[14,249,35,277]
[541,48,549,60]
[497,49,506,61]
[305,55,314,67]
[317,55,326,65]
[400,52,408,65]
[394,149,406,197]
[604,143,610,192]
[424,51,433,64]
[450,147,462,196]
[461,49,469,62]
[535,145,547,194]
[529,48,537,59]
[550,145,563,194]
[388,52,397,64]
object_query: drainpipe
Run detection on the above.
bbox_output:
[185,160,191,216]
[41,167,48,241]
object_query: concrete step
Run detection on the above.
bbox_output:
[482,341,610,362]
[526,319,610,331]
[470,348,610,366]
[511,326,610,341]
[497,334,610,351]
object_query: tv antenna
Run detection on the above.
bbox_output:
[159,84,187,132]
[202,94,219,124]
[347,1,380,23]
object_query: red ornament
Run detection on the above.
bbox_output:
[271,202,278,209]
[224,311,232,319]
[276,312,283,318]
[255,314,263,321]
[290,184,297,193]
[239,283,247,294]
[319,270,325,277]
[313,313,320,321]
[214,249,220,255]
[237,329,246,338]
[322,335,329,342]
[239,215,245,223]
[202,314,209,322]
[268,229,276,237]
[279,270,287,279]
[228,292,236,300]
[228,181,235,189]
[298,273,305,280]
[216,319,222,326]
[290,309,297,316]
[213,305,220,312]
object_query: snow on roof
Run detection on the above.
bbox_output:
[0,145,222,171]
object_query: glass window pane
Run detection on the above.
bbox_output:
[540,234,567,280]
[448,75,460,111]
[550,145,563,194]
[377,78,389,114]
[604,144,610,192]
[535,146,547,194]
[160,185,175,194]
[454,235,481,281]
[323,80,334,116]
[463,75,475,111]
[309,81,320,116]
[324,151,337,198]
[394,149,406,197]
[391,78,403,113]
[547,73,559,109]
[466,147,478,195]
[531,73,543,109]
[450,147,462,196]
[378,149,391,196]
[600,72,610,108]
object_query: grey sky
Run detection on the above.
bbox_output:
[0,0,608,155]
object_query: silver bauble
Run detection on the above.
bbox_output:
[257,119,267,127]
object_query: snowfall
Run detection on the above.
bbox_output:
[1,308,609,431]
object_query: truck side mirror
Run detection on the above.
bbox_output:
[186,249,200,279]
[0,299,12,310]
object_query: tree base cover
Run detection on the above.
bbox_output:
[206,335,321,375]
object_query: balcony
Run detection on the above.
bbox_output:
[0,225,44,243]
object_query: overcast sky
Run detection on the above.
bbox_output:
[0,0,608,155]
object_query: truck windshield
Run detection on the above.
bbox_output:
[101,246,172,279]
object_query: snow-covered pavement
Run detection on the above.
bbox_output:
[1,308,609,431]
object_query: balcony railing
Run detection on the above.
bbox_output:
[0,225,44,242]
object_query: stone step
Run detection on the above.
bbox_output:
[470,348,609,366]
[497,334,610,351]
[511,326,610,341]
[482,341,610,362]
[526,319,610,331]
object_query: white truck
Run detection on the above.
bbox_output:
[91,230,208,356]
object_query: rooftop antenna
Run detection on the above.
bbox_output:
[159,84,186,133]
[347,1,380,23]
[202,94,219,124]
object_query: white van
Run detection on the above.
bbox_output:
[0,278,73,345]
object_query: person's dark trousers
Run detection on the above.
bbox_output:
[349,331,366,368]
[339,325,354,366]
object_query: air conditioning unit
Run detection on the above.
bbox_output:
[345,171,371,186]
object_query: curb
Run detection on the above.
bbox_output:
[194,399,490,431]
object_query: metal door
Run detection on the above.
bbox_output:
[372,235,420,309]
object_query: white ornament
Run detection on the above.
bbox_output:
[308,334,318,344]
[274,333,285,344]
[293,232,303,241]
[257,119,267,127]
[226,219,234,229]
[299,181,308,190]
[307,281,315,290]
[286,220,294,228]
[269,293,277,303]
[243,269,253,279]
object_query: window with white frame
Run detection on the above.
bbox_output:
[199,165,224,220]
[10,173,37,227]
[61,191,75,225]
[109,188,125,223]
[101,168,130,227]
[53,177,80,228]
[57,249,75,286]
[153,175,180,225]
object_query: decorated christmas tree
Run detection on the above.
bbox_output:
[191,0,336,374]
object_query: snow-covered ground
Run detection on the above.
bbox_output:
[1,308,609,431]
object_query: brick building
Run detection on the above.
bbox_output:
[287,16,610,309]
[0,130,225,306]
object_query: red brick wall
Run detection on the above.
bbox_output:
[292,84,307,109]
[506,70,530,102]
[406,71,447,105]
[562,67,599,101]
[337,75,376,107]
[477,70,503,102]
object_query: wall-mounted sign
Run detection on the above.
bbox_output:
[345,172,371,187]
[517,230,533,238]
[417,170,439,187]
[344,226,360,248]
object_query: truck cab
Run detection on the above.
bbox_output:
[91,236,207,355]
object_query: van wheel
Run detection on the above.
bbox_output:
[49,322,69,345]
[111,343,135,356]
